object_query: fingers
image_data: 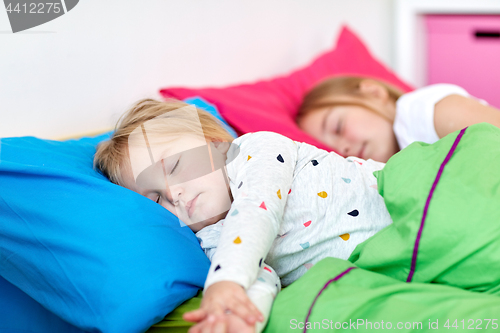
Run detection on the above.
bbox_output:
[188,315,227,333]
[185,302,229,324]
[210,315,227,333]
[227,298,263,325]
[246,301,264,322]
[183,308,207,322]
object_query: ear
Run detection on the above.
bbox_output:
[211,140,231,154]
[359,79,389,102]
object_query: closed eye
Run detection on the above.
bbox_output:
[170,159,179,175]
[336,118,342,135]
[155,195,161,204]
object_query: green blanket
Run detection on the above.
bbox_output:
[265,123,500,332]
[266,258,500,332]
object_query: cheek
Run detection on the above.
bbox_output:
[198,170,232,209]
[353,114,391,140]
[343,118,371,143]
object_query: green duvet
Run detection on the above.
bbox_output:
[265,123,500,332]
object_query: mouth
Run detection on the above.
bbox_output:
[186,194,200,219]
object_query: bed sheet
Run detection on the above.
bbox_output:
[146,291,202,333]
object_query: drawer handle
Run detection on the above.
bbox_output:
[475,30,500,38]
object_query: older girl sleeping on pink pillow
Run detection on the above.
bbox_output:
[296,76,500,162]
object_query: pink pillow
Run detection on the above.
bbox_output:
[159,25,414,152]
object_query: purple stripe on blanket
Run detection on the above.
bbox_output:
[406,127,468,282]
[303,266,357,333]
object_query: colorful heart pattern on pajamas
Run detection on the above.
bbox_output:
[303,263,313,270]
[217,141,369,286]
[348,210,359,217]
[340,233,350,241]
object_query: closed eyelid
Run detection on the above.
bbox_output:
[169,159,179,175]
[323,110,341,137]
[321,109,333,137]
[336,117,343,135]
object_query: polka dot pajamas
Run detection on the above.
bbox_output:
[196,131,393,331]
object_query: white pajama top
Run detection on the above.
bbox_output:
[394,83,488,150]
[195,131,393,332]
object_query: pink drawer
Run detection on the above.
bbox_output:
[426,15,500,108]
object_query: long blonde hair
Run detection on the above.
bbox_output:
[94,98,234,186]
[297,76,404,123]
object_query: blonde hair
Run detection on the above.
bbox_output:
[297,76,404,123]
[94,98,234,186]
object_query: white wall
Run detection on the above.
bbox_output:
[0,0,394,139]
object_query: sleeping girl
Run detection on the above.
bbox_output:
[94,99,393,333]
[296,76,500,162]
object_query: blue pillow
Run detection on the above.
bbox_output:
[0,275,85,333]
[184,96,238,138]
[0,133,210,333]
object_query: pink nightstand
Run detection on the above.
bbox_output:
[426,15,500,108]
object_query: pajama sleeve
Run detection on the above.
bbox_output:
[196,222,282,333]
[247,263,281,333]
[203,131,297,291]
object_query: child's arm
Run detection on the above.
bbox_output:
[246,263,281,333]
[434,94,500,139]
[188,131,297,328]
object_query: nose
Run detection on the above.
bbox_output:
[166,184,183,205]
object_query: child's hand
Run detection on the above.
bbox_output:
[183,281,264,326]
[187,312,255,333]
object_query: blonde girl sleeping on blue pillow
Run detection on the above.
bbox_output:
[94,99,394,333]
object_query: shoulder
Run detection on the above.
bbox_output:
[232,131,296,149]
[397,84,469,108]
[393,85,468,149]
[234,131,293,141]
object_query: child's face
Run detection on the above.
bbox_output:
[122,134,233,232]
[298,104,399,162]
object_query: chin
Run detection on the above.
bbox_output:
[188,208,230,231]
[366,153,385,163]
